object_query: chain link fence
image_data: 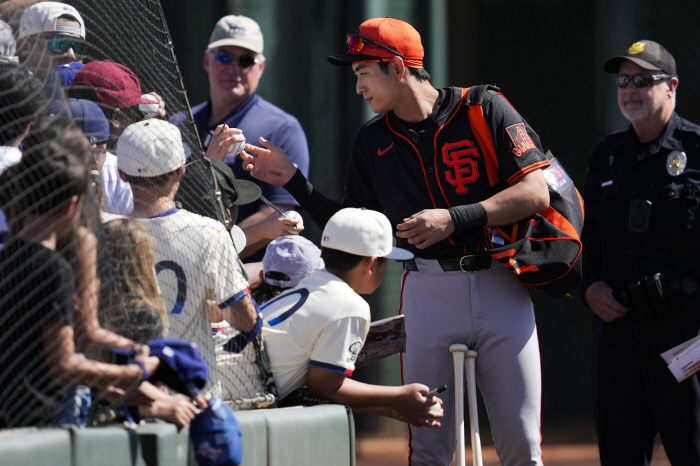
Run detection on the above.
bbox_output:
[0,0,273,428]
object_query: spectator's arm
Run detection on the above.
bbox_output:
[43,322,158,392]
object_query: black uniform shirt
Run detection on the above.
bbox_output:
[345,86,548,260]
[581,112,700,292]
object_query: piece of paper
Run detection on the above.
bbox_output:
[355,315,406,369]
[661,335,700,382]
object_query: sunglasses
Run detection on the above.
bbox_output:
[346,34,406,59]
[214,51,259,68]
[615,74,675,89]
[43,34,87,55]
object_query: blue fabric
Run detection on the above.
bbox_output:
[190,94,310,262]
[48,98,109,143]
[190,397,242,466]
[50,385,91,426]
[50,62,84,88]
[147,338,209,397]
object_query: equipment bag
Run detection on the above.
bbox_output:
[465,86,584,297]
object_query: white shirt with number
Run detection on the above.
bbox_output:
[258,268,370,399]
[138,208,248,394]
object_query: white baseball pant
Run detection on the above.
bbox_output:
[400,258,543,466]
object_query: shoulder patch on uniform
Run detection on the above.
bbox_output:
[347,341,362,362]
[506,123,537,157]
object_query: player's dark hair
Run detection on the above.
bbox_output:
[0,119,89,218]
[321,247,366,272]
[124,169,177,187]
[0,63,48,145]
[378,61,431,82]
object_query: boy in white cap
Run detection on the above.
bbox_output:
[116,119,258,397]
[256,208,443,426]
[16,2,86,75]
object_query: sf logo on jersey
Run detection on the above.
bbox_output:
[442,139,481,194]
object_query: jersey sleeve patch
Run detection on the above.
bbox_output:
[309,360,353,376]
[506,123,539,157]
[219,287,250,309]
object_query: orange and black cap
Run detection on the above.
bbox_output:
[328,18,424,68]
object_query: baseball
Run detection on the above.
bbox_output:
[139,94,160,116]
[283,210,303,234]
[226,134,246,157]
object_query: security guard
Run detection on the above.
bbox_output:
[582,40,700,465]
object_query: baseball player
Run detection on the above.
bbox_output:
[255,208,442,426]
[241,18,551,465]
[117,119,258,398]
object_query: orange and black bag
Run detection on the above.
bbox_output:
[466,86,584,297]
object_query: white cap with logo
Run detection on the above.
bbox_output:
[207,15,263,54]
[321,208,413,261]
[19,2,86,40]
[117,120,186,177]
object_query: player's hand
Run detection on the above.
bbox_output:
[395,209,455,249]
[259,210,304,239]
[395,383,443,428]
[585,280,629,322]
[240,137,296,186]
[205,124,244,161]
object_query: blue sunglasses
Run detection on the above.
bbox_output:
[214,51,259,68]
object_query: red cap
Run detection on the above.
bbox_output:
[327,18,424,68]
[70,60,145,110]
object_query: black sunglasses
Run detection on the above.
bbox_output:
[214,51,259,68]
[346,34,406,59]
[43,33,87,56]
[615,74,675,89]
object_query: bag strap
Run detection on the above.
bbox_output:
[464,87,500,187]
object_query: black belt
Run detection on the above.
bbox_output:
[403,255,492,273]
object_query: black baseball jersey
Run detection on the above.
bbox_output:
[582,111,700,292]
[345,86,549,260]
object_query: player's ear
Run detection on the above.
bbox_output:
[118,169,128,182]
[258,269,264,282]
[391,57,406,80]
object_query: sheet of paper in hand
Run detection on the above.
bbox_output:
[355,315,406,369]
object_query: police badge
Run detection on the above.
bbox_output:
[667,150,687,176]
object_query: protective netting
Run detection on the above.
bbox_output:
[0,0,273,428]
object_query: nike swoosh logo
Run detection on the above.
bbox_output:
[377,143,393,156]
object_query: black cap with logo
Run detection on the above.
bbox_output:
[604,40,677,76]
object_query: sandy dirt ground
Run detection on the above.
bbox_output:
[355,437,672,466]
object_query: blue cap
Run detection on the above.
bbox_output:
[48,98,110,144]
[147,338,209,398]
[51,62,84,87]
[190,397,242,466]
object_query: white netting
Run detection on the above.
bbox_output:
[0,0,273,428]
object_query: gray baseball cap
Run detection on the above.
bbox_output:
[207,15,263,54]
